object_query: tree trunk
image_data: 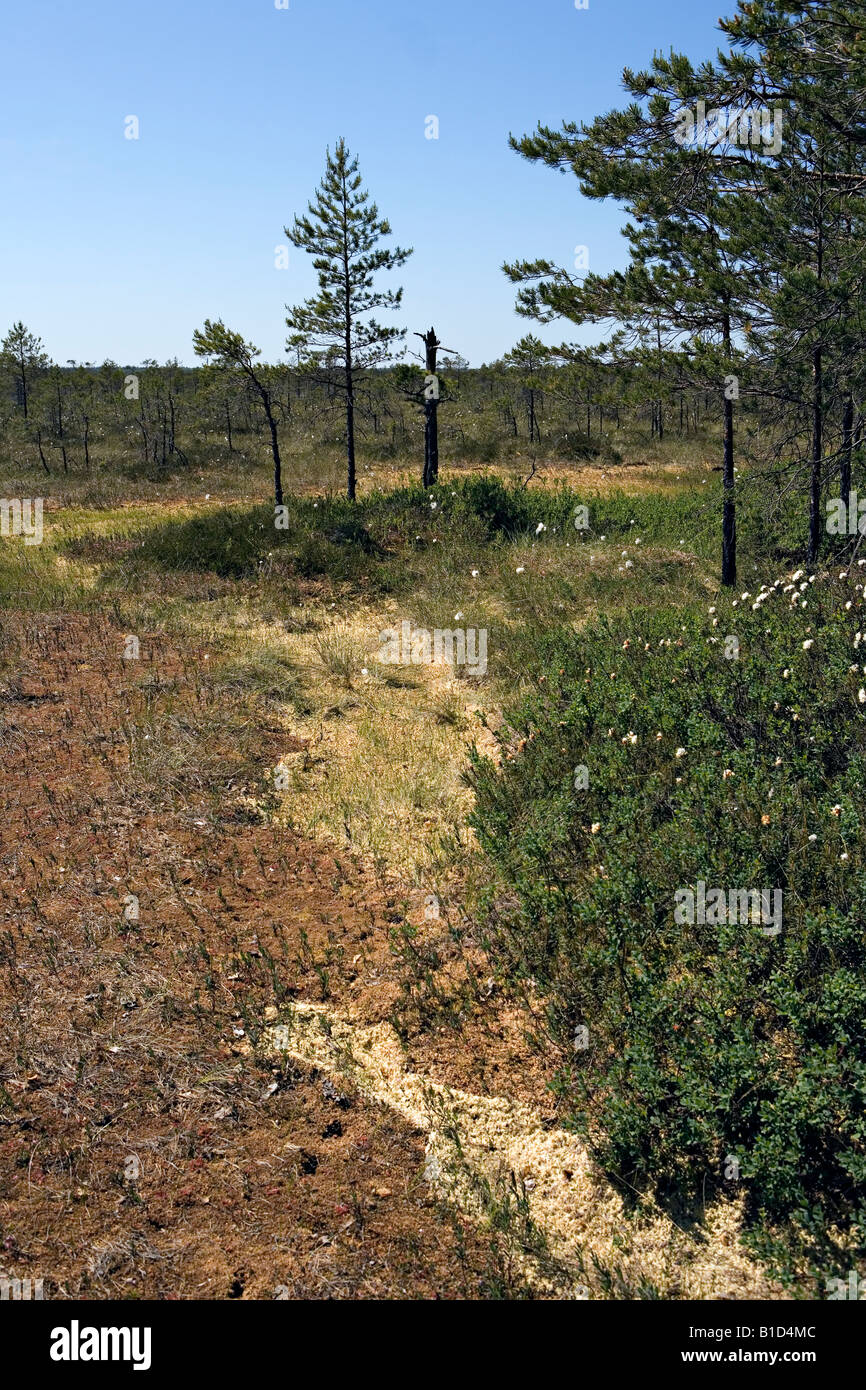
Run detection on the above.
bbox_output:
[345,362,356,501]
[36,428,50,474]
[722,394,736,587]
[722,313,736,588]
[841,392,854,512]
[809,161,825,567]
[419,327,441,488]
[808,345,823,565]
[257,384,283,507]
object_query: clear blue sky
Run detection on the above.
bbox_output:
[0,0,730,367]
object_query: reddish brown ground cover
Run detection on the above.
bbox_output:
[0,612,530,1299]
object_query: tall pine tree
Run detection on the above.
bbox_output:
[286,140,412,501]
[504,76,763,586]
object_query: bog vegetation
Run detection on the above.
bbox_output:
[2,0,866,1296]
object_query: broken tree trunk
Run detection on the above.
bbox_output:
[417,327,441,489]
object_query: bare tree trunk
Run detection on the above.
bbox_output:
[841,392,854,512]
[808,162,825,567]
[722,395,736,587]
[418,327,441,488]
[722,313,736,588]
[345,361,356,501]
[35,428,50,474]
[259,386,283,508]
[809,344,823,566]
[56,380,68,472]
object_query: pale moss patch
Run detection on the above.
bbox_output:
[251,605,496,878]
[262,1001,782,1301]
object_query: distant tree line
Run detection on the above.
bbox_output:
[3,1,865,585]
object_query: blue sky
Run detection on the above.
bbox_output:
[0,0,730,367]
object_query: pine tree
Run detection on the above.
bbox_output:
[192,319,284,506]
[502,335,551,444]
[716,0,866,563]
[1,322,48,420]
[285,140,412,501]
[504,77,763,586]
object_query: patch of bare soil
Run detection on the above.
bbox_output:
[0,612,530,1298]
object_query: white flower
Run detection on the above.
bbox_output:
[782,669,790,679]
[536,522,546,534]
[625,560,634,568]
[516,566,525,574]
[802,639,814,650]
[675,747,686,758]
[840,853,849,862]
[590,823,601,834]
[454,611,464,621]
[471,569,479,577]
[859,689,866,704]
[808,834,817,842]
[708,606,716,614]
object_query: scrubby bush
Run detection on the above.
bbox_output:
[468,565,866,1284]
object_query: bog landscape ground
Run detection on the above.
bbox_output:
[3,387,863,1301]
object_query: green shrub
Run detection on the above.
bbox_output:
[468,565,866,1285]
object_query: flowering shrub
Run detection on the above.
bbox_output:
[469,566,866,1282]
